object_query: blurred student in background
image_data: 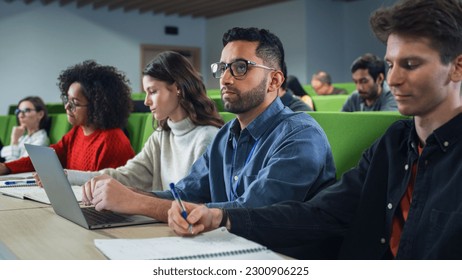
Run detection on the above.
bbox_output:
[1,96,49,162]
[342,53,398,112]
[286,75,314,110]
[66,51,223,191]
[311,71,347,95]
[0,60,134,175]
[278,63,312,111]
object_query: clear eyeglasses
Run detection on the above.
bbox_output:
[60,95,88,112]
[210,59,275,79]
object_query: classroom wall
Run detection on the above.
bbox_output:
[0,1,205,114]
[0,0,396,115]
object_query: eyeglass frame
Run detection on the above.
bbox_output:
[14,108,37,116]
[60,95,88,112]
[210,59,276,79]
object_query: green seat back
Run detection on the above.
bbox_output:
[48,114,72,144]
[3,115,17,145]
[126,113,148,153]
[307,111,410,178]
[131,93,145,101]
[140,113,157,150]
[46,103,66,114]
[302,85,317,97]
[311,95,349,112]
[0,115,12,144]
[332,82,356,95]
[219,112,236,123]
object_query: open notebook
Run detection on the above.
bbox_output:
[94,227,283,260]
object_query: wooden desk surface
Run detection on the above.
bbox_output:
[0,194,51,211]
[0,195,172,260]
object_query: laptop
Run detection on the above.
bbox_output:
[24,144,158,229]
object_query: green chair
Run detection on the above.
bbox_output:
[126,113,148,153]
[311,95,349,112]
[131,93,145,100]
[3,115,17,145]
[302,85,317,97]
[332,82,356,95]
[219,112,235,123]
[210,95,224,112]
[46,103,66,114]
[48,114,72,144]
[139,113,157,150]
[0,115,11,144]
[307,111,410,178]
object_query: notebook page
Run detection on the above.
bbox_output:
[94,227,282,260]
[0,185,82,204]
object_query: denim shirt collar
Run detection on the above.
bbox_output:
[229,97,285,140]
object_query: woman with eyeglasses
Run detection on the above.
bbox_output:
[68,51,224,195]
[0,96,50,162]
[0,60,135,175]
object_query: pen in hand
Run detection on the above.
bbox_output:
[169,183,193,234]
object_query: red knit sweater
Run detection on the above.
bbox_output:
[6,126,135,173]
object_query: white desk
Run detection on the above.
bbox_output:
[0,195,173,259]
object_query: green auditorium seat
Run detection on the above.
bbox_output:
[139,113,156,151]
[48,114,72,144]
[0,115,11,144]
[311,95,349,111]
[307,111,410,179]
[3,115,17,145]
[126,113,148,153]
[332,82,356,95]
[219,112,236,123]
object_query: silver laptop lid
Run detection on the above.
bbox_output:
[24,144,90,229]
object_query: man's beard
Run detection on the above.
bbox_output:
[223,77,267,114]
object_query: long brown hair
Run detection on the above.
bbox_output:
[143,51,224,131]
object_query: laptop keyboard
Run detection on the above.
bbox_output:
[82,207,132,225]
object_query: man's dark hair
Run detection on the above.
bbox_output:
[222,27,285,71]
[370,0,462,64]
[350,53,385,84]
[58,60,133,129]
[313,71,332,85]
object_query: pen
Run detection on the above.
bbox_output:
[4,180,36,185]
[169,183,193,233]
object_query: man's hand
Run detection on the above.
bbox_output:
[168,201,223,236]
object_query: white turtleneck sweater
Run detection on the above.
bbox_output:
[67,117,219,191]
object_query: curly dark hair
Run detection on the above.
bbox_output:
[143,51,224,131]
[370,0,462,65]
[57,60,133,129]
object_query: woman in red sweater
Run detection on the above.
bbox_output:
[0,60,135,174]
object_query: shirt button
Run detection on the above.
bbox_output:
[233,175,238,181]
[411,142,415,148]
[387,203,393,210]
[380,238,386,244]
[404,164,409,171]
[444,141,449,147]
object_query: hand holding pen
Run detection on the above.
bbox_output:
[169,183,193,234]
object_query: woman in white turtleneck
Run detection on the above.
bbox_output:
[67,51,224,191]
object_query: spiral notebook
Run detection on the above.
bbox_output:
[94,227,283,260]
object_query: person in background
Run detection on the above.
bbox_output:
[286,75,314,109]
[66,51,223,192]
[1,96,49,162]
[278,63,312,111]
[341,53,398,112]
[311,71,347,95]
[168,0,462,260]
[0,60,135,175]
[81,27,336,225]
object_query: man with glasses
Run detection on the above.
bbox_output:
[83,27,336,226]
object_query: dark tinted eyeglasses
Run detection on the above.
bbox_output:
[14,108,36,116]
[211,59,275,79]
[61,95,88,112]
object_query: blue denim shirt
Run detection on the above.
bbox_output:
[154,98,336,208]
[227,113,462,259]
